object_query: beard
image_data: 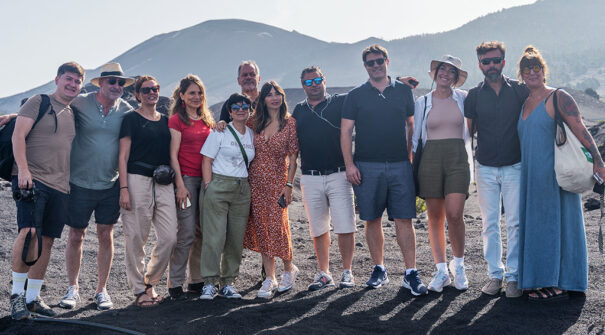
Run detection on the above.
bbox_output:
[483,68,502,82]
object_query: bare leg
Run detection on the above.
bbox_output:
[65,227,86,287]
[425,198,446,264]
[337,232,354,271]
[365,218,384,265]
[261,254,276,282]
[445,193,466,258]
[96,224,114,294]
[25,236,54,280]
[12,229,38,274]
[312,232,331,273]
[394,218,416,269]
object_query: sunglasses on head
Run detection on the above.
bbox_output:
[107,78,126,86]
[364,58,386,67]
[231,104,250,111]
[480,57,503,66]
[522,65,543,75]
[303,77,323,87]
[140,86,159,94]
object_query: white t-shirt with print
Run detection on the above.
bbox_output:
[201,122,255,178]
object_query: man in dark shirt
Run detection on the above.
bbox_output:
[292,66,356,291]
[219,60,261,122]
[464,41,529,298]
[341,44,427,296]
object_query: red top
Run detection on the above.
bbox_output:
[168,114,211,177]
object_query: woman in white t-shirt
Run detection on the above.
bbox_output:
[198,93,255,300]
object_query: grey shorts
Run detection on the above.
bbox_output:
[353,161,416,221]
[418,139,470,198]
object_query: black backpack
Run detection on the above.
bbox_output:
[0,94,52,181]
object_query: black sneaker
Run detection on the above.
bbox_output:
[366,266,389,289]
[10,293,30,320]
[27,297,57,317]
[169,286,185,299]
[187,282,204,293]
[402,270,428,296]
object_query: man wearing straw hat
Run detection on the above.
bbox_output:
[59,62,134,310]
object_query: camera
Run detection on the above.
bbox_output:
[13,187,39,202]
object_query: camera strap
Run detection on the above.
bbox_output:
[21,197,43,266]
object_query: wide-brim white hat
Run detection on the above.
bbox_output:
[90,62,135,87]
[428,55,468,88]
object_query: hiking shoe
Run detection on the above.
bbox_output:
[278,265,299,293]
[505,281,523,298]
[200,284,217,300]
[428,270,451,293]
[187,282,204,293]
[481,278,503,295]
[449,260,468,291]
[27,297,57,317]
[10,293,30,320]
[59,285,80,309]
[258,279,278,299]
[218,285,242,299]
[366,265,389,289]
[94,289,113,310]
[402,270,428,296]
[308,272,335,291]
[169,286,185,299]
[339,269,355,289]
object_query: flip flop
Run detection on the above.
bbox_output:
[528,287,568,303]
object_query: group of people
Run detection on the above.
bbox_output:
[3,40,603,320]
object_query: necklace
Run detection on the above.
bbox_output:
[187,113,201,121]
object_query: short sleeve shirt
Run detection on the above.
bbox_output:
[69,93,133,190]
[11,94,75,193]
[201,122,254,178]
[119,112,171,177]
[292,94,346,171]
[168,115,212,177]
[342,79,415,162]
[464,77,529,167]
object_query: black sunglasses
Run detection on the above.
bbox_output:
[140,86,160,94]
[480,57,503,66]
[107,78,126,86]
[303,77,323,87]
[364,58,386,67]
[231,104,250,111]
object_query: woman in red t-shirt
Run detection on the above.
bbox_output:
[167,74,215,298]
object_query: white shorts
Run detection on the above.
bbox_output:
[300,171,356,237]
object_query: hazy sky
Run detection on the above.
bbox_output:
[0,0,534,97]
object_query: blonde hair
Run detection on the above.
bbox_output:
[518,45,549,83]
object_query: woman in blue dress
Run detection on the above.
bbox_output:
[517,46,605,302]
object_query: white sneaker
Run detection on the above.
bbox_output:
[428,270,451,293]
[200,284,217,300]
[94,288,113,310]
[59,285,80,309]
[257,279,277,299]
[449,260,468,290]
[278,265,299,293]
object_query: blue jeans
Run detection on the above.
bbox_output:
[476,162,521,282]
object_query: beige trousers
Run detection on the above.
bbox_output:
[121,173,177,295]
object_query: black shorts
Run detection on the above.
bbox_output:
[67,182,120,229]
[12,177,68,238]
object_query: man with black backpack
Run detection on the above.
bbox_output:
[9,62,85,320]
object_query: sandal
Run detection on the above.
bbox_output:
[528,287,568,303]
[134,292,161,308]
[144,283,164,303]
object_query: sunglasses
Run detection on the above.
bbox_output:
[303,77,323,87]
[140,86,160,94]
[480,57,503,66]
[107,78,126,86]
[231,104,250,111]
[364,58,386,67]
[522,65,543,75]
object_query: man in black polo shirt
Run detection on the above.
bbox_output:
[341,44,427,296]
[292,66,356,291]
[464,41,529,298]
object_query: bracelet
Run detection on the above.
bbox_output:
[120,186,128,189]
[285,182,293,188]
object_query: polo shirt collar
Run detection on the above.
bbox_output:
[363,76,396,89]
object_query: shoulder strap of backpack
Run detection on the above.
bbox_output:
[227,125,249,169]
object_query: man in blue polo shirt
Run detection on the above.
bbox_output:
[293,66,356,291]
[341,44,427,295]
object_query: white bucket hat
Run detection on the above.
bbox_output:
[428,55,468,88]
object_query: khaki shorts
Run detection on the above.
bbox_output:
[300,171,356,237]
[418,139,470,198]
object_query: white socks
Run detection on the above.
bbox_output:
[405,267,417,275]
[25,278,43,304]
[436,262,448,273]
[11,272,27,296]
[453,256,465,267]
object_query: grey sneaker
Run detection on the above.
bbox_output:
[428,270,451,293]
[448,260,468,291]
[257,278,277,299]
[200,284,217,300]
[505,281,523,298]
[59,285,80,309]
[218,285,242,299]
[94,289,113,310]
[339,270,355,288]
[278,265,299,293]
[481,278,503,295]
[27,297,57,317]
[10,293,30,320]
[308,272,335,291]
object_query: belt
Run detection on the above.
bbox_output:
[301,166,345,176]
